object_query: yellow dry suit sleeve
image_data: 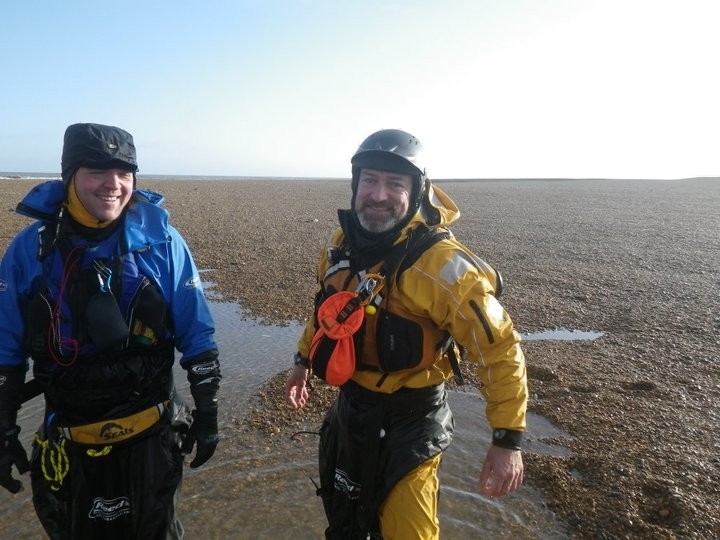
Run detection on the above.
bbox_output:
[297,318,317,360]
[398,239,528,431]
[296,237,332,359]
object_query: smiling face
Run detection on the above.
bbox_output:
[73,167,134,222]
[354,168,413,233]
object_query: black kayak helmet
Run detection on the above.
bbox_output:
[350,129,429,220]
[61,123,138,185]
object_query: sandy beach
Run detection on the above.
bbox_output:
[1,177,718,538]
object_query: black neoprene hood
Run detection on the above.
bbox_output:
[61,123,138,184]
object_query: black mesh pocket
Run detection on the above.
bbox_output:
[85,291,129,350]
[130,278,169,342]
[376,310,423,372]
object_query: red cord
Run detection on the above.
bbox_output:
[48,246,84,367]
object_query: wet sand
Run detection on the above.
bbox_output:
[1,177,718,538]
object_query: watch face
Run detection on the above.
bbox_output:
[293,354,309,367]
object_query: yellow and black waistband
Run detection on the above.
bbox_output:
[60,401,169,445]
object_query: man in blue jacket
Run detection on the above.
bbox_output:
[0,123,221,538]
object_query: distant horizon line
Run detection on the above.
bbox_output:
[0,171,716,183]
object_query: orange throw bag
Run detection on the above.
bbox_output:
[309,291,365,386]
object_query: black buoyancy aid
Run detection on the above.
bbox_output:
[25,218,174,420]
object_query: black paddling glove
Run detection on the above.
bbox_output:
[181,351,221,468]
[0,366,30,494]
[0,425,30,494]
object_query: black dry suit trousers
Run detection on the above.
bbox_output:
[318,381,454,539]
[30,398,190,540]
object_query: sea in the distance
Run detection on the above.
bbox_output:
[0,172,347,182]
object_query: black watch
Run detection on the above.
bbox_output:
[293,353,310,368]
[492,429,523,451]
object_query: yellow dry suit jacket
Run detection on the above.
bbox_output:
[298,184,527,432]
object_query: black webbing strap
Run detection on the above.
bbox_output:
[379,226,465,384]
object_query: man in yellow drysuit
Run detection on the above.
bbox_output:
[285,128,527,539]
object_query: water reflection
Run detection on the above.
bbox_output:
[522,328,604,341]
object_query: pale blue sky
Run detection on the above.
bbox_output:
[1,0,718,179]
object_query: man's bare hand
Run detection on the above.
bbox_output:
[479,445,524,497]
[285,366,309,409]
